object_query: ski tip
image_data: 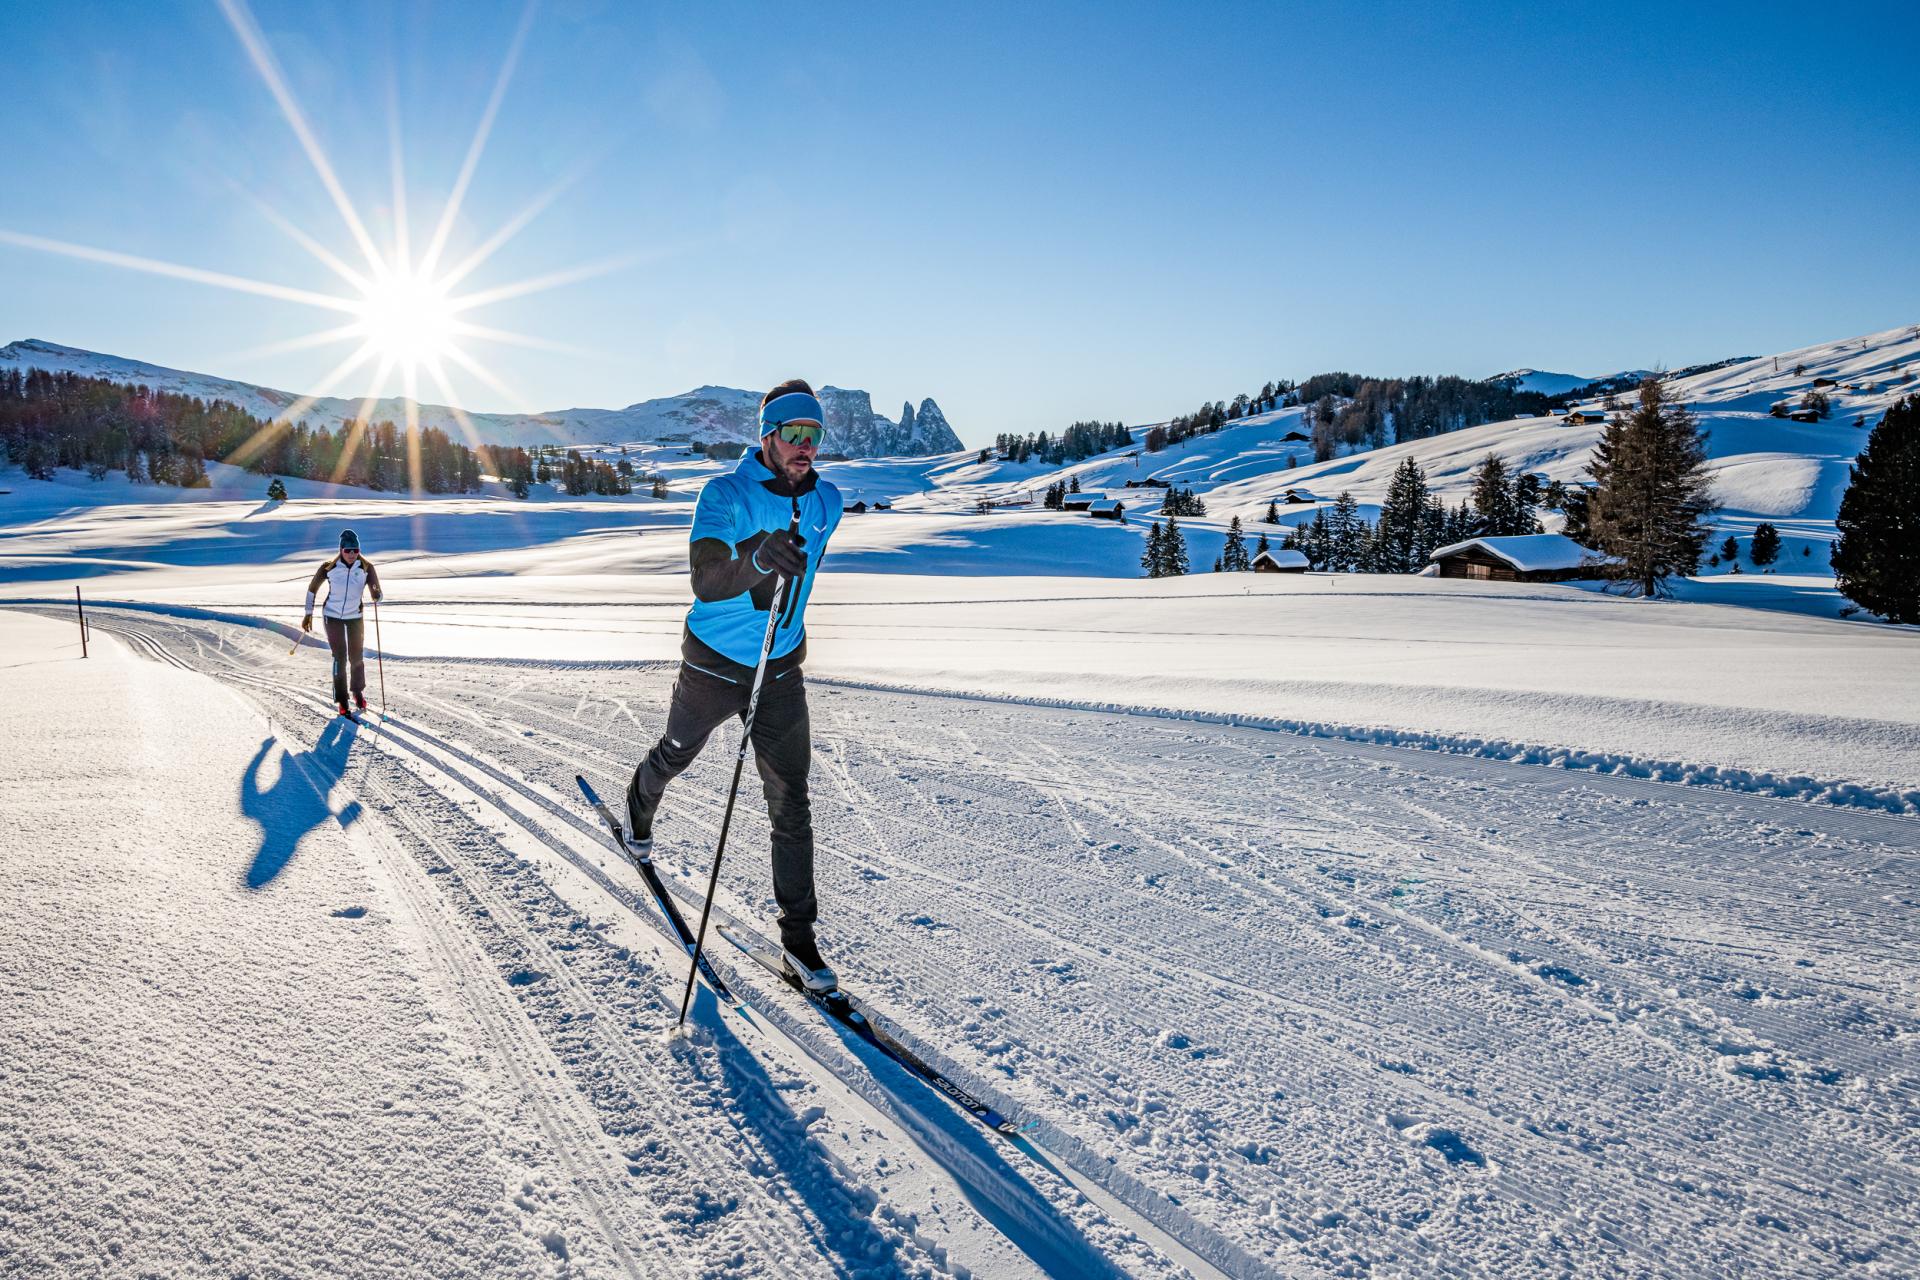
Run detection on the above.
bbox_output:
[575,774,598,803]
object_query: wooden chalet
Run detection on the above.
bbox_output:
[1088,498,1127,522]
[1062,493,1096,511]
[1252,548,1309,573]
[1428,534,1607,583]
[1562,409,1610,426]
[846,500,869,514]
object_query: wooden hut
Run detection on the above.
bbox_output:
[1428,534,1606,583]
[1088,498,1126,522]
[1251,549,1309,573]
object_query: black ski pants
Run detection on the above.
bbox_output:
[322,616,365,707]
[628,661,817,945]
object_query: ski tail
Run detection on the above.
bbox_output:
[575,774,737,1004]
[576,775,626,849]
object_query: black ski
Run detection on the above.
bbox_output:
[576,775,737,1004]
[719,926,1027,1141]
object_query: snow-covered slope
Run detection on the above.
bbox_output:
[0,339,963,456]
[1487,368,1597,396]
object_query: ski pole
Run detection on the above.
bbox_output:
[373,596,388,715]
[288,622,302,656]
[678,503,801,1028]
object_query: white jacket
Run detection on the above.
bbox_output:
[305,555,381,620]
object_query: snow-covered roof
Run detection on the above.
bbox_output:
[1428,534,1604,572]
[1088,497,1125,512]
[1253,548,1310,569]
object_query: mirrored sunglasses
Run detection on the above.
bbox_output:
[776,420,824,447]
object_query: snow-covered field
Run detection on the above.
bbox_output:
[5,595,1916,1278]
[4,320,1918,1276]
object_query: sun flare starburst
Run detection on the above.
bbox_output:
[354,266,457,370]
[0,0,652,494]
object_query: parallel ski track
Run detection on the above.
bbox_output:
[95,613,1247,1280]
[366,654,1916,1280]
[105,623,937,1279]
[110,625,668,1278]
[78,608,1920,1279]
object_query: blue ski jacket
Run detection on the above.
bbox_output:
[686,450,843,665]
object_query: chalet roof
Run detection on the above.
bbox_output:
[1428,533,1607,572]
[1061,494,1096,508]
[1252,548,1310,569]
[1088,497,1125,512]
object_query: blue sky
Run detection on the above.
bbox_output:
[2,1,1915,445]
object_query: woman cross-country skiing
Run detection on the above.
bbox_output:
[302,528,383,718]
[625,378,844,992]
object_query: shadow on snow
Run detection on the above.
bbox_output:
[239,719,362,888]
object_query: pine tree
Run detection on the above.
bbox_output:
[1750,522,1781,566]
[1585,377,1713,596]
[1512,470,1543,535]
[1162,514,1190,575]
[1832,395,1920,623]
[1470,453,1518,535]
[1373,458,1433,572]
[266,476,288,501]
[1327,491,1363,571]
[1254,531,1271,556]
[1720,534,1739,564]
[1142,522,1164,578]
[1222,516,1251,571]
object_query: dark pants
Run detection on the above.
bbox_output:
[628,661,817,944]
[323,616,365,707]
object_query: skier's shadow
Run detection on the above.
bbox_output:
[239,720,363,889]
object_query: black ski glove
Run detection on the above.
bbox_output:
[741,528,808,579]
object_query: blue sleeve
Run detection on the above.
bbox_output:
[689,477,741,548]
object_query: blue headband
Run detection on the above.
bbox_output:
[760,391,825,435]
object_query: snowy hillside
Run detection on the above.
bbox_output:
[0,339,963,456]
[1487,368,1597,396]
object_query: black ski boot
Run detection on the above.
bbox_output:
[623,784,655,857]
[782,935,837,994]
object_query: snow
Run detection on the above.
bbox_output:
[5,319,1920,1276]
[6,603,1917,1278]
[1428,533,1604,572]
[1486,368,1596,396]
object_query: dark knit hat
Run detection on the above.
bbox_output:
[339,529,360,551]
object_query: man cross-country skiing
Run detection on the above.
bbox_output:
[626,379,844,992]
[302,529,383,717]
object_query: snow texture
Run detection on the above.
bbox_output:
[5,605,1916,1279]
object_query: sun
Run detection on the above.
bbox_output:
[0,0,654,491]
[355,265,457,369]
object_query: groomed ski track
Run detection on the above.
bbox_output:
[48,603,1920,1279]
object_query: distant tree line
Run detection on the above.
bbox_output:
[0,368,480,492]
[996,421,1130,465]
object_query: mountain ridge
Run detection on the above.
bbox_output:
[0,339,963,457]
